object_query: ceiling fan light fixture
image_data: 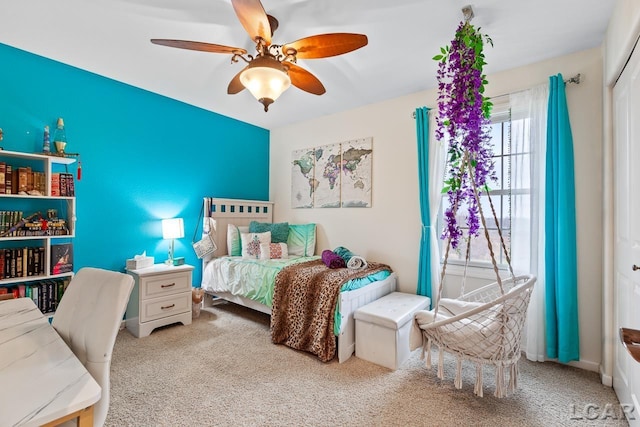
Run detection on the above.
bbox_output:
[239,56,291,112]
[152,1,369,112]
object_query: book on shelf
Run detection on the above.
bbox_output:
[0,162,52,196]
[51,173,60,196]
[2,249,8,279]
[0,285,20,299]
[27,247,34,276]
[11,211,23,235]
[0,162,5,195]
[0,246,45,279]
[30,284,38,307]
[4,248,15,279]
[0,211,23,237]
[5,164,12,194]
[59,173,66,196]
[51,243,73,275]
[37,172,46,194]
[15,248,23,278]
[12,166,29,194]
[26,169,34,193]
[50,172,74,197]
[0,165,48,195]
[0,277,70,313]
[65,173,75,196]
[40,280,48,312]
[0,210,71,237]
[33,247,42,276]
[9,249,16,278]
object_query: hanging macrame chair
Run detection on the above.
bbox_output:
[412,148,536,398]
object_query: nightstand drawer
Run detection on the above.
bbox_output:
[141,271,191,298]
[141,292,191,322]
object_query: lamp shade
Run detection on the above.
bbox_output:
[162,218,184,240]
[240,56,291,111]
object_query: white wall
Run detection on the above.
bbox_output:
[604,0,640,85]
[601,0,640,385]
[270,47,604,370]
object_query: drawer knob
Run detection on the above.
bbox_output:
[161,283,176,288]
[161,303,176,310]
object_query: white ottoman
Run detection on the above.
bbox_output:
[354,292,430,370]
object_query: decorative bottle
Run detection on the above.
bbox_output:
[43,125,51,153]
[52,117,67,154]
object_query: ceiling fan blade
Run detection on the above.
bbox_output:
[228,67,248,94]
[231,0,272,45]
[151,39,247,55]
[282,33,368,59]
[285,62,326,95]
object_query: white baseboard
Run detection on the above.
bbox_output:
[567,358,600,373]
[600,366,613,387]
[120,320,125,330]
[527,355,611,386]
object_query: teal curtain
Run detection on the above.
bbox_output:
[415,106,432,302]
[545,74,579,363]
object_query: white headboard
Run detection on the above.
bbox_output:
[203,197,274,257]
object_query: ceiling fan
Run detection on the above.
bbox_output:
[151,0,368,112]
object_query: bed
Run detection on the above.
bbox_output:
[199,197,397,363]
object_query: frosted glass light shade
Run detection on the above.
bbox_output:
[240,66,291,102]
[239,56,291,112]
[162,218,184,240]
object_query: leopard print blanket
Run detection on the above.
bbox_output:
[270,259,392,362]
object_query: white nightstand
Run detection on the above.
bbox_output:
[125,263,193,338]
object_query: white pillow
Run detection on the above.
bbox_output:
[412,305,506,358]
[240,231,271,259]
[410,309,451,351]
[438,298,484,317]
[227,224,249,256]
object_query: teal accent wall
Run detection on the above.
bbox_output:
[0,43,270,285]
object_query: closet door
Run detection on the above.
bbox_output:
[613,41,640,425]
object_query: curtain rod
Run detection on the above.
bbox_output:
[411,73,582,119]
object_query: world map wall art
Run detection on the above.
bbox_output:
[291,137,373,209]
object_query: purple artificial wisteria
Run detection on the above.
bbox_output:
[434,21,496,250]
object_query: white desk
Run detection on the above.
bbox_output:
[0,298,101,427]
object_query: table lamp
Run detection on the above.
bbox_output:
[162,218,184,265]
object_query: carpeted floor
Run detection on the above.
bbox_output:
[105,303,628,427]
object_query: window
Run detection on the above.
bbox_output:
[438,110,532,269]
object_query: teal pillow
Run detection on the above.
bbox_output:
[287,223,316,256]
[249,221,289,243]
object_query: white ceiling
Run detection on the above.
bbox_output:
[0,0,615,130]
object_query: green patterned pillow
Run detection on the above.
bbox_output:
[249,221,289,243]
[287,223,316,256]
